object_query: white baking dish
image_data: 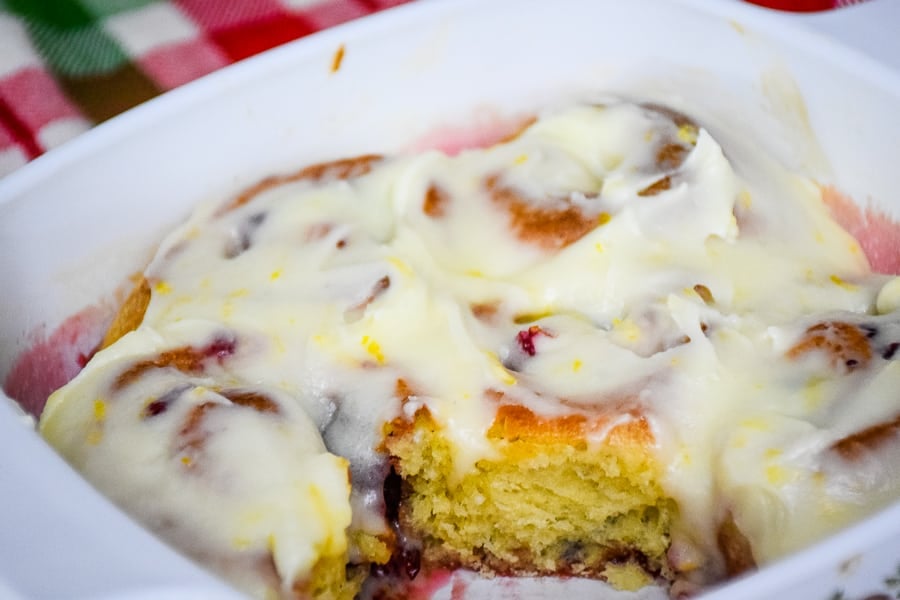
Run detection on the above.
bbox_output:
[1,0,899,598]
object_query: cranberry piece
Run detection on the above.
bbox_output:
[144,400,169,417]
[141,385,191,419]
[383,467,402,524]
[371,468,422,581]
[203,337,236,362]
[402,547,421,580]
[516,325,546,357]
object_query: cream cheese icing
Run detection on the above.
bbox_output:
[40,101,900,595]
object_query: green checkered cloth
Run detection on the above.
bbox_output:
[0,0,410,175]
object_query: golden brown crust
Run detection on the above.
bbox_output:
[716,513,756,577]
[637,103,697,173]
[831,413,900,460]
[414,541,654,581]
[495,116,538,145]
[174,391,282,469]
[655,144,689,171]
[470,301,500,322]
[296,155,382,182]
[639,103,696,129]
[605,414,655,449]
[422,184,450,218]
[113,335,236,390]
[346,276,391,316]
[100,276,150,349]
[693,284,714,305]
[219,389,280,414]
[379,380,431,446]
[484,174,598,250]
[486,404,655,449]
[786,321,872,372]
[175,401,219,467]
[393,378,416,404]
[114,346,207,390]
[224,154,384,213]
[637,176,673,197]
[488,404,591,443]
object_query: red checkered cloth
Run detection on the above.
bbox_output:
[0,0,413,177]
[0,0,867,178]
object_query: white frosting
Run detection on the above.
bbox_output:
[41,321,352,598]
[40,102,900,592]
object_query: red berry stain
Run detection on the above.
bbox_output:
[821,185,900,275]
[450,576,469,600]
[3,304,111,417]
[407,113,535,156]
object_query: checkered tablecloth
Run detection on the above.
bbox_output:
[0,0,865,179]
[0,0,412,178]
